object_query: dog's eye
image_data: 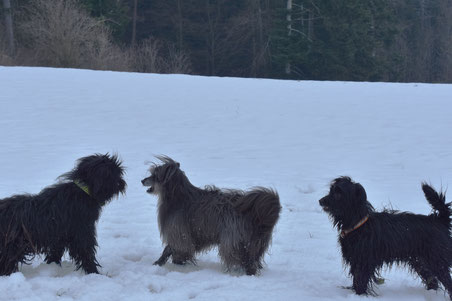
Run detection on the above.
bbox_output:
[333,186,342,199]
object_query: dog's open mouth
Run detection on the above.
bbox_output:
[141,177,154,193]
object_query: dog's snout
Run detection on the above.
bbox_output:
[319,197,326,206]
[142,177,153,187]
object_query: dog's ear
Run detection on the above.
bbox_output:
[354,183,367,202]
[333,185,343,200]
[159,163,179,184]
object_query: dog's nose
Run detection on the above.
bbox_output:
[141,179,145,185]
[319,197,326,206]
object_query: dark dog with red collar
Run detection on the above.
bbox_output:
[319,176,452,299]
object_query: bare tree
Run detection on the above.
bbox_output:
[130,37,192,74]
[130,37,162,73]
[18,0,129,70]
[220,0,271,77]
[164,44,192,74]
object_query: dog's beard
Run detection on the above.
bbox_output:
[144,182,160,195]
[320,204,333,216]
[320,205,330,212]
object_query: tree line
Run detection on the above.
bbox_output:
[1,0,451,83]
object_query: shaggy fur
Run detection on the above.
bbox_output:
[141,156,281,275]
[319,176,452,299]
[0,153,126,275]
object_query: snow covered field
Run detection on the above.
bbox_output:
[0,66,452,301]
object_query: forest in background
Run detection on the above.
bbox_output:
[1,0,451,83]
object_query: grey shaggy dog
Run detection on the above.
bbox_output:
[141,156,281,275]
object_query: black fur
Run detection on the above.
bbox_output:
[141,156,281,275]
[0,153,126,275]
[319,176,452,299]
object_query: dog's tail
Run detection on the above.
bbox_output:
[422,183,451,229]
[234,187,281,235]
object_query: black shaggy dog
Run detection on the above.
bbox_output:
[141,156,281,275]
[319,176,452,299]
[0,153,126,275]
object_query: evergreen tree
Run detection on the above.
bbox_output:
[271,0,398,81]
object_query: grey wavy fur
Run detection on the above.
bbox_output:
[142,156,281,275]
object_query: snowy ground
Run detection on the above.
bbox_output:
[0,66,452,300]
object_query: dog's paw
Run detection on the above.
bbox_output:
[153,260,166,266]
[172,260,187,265]
[339,285,354,291]
[82,266,100,274]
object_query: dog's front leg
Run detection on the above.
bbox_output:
[68,231,100,274]
[71,248,100,274]
[78,250,100,274]
[351,267,373,295]
[171,251,193,265]
[154,245,172,266]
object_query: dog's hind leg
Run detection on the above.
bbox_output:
[409,258,439,290]
[0,257,19,275]
[154,245,172,266]
[0,254,19,275]
[0,244,23,275]
[236,242,259,276]
[435,266,452,300]
[218,232,259,275]
[248,234,272,272]
[243,245,263,275]
[241,254,258,276]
